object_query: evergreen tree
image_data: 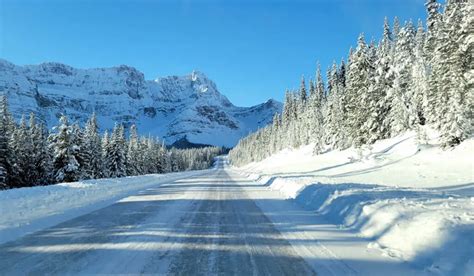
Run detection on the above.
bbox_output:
[82,113,103,179]
[28,113,51,185]
[0,95,12,188]
[364,18,394,143]
[324,62,344,148]
[101,130,111,178]
[9,116,32,186]
[389,22,417,135]
[49,115,80,183]
[424,0,442,56]
[71,123,86,179]
[412,20,429,126]
[307,68,325,154]
[345,33,372,147]
[106,124,127,178]
[127,124,140,176]
[282,90,293,129]
[338,59,347,87]
[299,76,307,105]
[392,17,400,45]
[315,64,326,102]
[437,0,471,146]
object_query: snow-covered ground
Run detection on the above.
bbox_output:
[234,132,474,275]
[0,170,208,245]
[1,132,472,274]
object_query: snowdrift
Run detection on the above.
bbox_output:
[235,132,474,275]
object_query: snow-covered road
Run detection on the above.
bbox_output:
[0,157,438,275]
[0,165,321,274]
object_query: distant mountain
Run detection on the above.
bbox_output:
[170,136,214,149]
[0,59,282,147]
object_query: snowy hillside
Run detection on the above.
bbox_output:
[234,132,474,275]
[0,59,282,147]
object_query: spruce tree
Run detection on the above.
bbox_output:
[106,124,127,178]
[82,113,103,179]
[345,33,372,147]
[0,95,11,188]
[9,116,32,187]
[366,18,394,143]
[28,113,51,185]
[324,62,344,148]
[412,20,429,126]
[299,76,307,105]
[389,22,417,135]
[438,0,471,146]
[49,115,80,183]
[315,64,326,102]
[127,124,141,176]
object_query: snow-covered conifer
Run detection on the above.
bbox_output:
[49,115,80,183]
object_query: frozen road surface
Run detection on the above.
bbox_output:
[0,160,319,275]
[0,158,418,275]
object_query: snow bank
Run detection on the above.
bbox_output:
[288,183,474,274]
[239,131,473,189]
[235,133,474,275]
[0,170,207,245]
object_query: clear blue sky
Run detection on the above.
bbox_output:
[0,0,427,107]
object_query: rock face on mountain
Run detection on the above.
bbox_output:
[0,59,281,147]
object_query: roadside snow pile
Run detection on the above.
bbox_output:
[240,131,473,189]
[290,183,474,274]
[0,170,206,245]
[235,132,474,275]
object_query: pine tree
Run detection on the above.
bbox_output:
[315,64,326,102]
[49,115,80,183]
[338,59,347,87]
[345,33,372,147]
[0,95,12,188]
[412,20,429,126]
[424,0,442,56]
[28,113,51,185]
[270,113,281,153]
[106,124,127,178]
[423,0,443,127]
[299,76,307,105]
[9,116,32,187]
[307,66,325,154]
[462,0,474,136]
[437,0,471,147]
[71,123,86,179]
[392,17,401,45]
[282,90,293,129]
[389,22,417,135]
[127,124,140,176]
[365,17,394,143]
[82,113,103,179]
[101,130,111,178]
[324,62,344,148]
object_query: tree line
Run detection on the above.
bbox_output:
[0,96,223,189]
[229,0,472,166]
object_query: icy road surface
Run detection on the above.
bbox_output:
[0,162,317,275]
[0,158,420,275]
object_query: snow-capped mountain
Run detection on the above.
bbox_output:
[0,59,282,147]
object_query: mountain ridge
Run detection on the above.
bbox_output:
[0,59,282,147]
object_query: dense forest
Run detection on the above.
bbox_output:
[229,0,472,166]
[0,96,223,189]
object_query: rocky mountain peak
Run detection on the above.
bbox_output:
[1,59,282,147]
